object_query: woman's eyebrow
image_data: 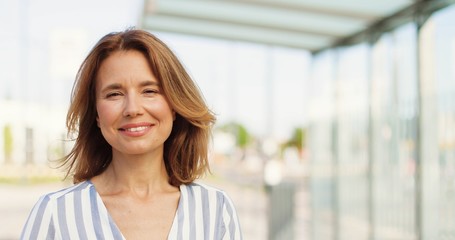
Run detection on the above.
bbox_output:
[101,83,122,93]
[101,80,160,92]
[139,80,160,87]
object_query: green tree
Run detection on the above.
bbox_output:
[218,122,253,160]
[281,127,306,158]
[221,122,252,148]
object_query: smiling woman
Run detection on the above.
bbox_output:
[20,29,243,240]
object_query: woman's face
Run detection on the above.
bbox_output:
[95,50,175,157]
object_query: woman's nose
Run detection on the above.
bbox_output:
[123,94,143,117]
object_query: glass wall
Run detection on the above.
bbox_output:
[307,4,455,240]
[420,5,455,239]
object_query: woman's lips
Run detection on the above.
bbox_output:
[120,125,150,132]
[118,123,153,136]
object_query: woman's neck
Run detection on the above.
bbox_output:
[93,151,174,197]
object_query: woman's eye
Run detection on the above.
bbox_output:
[143,89,159,95]
[106,92,122,98]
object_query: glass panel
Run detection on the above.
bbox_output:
[393,22,418,239]
[371,23,419,239]
[422,4,455,239]
[335,44,370,240]
[308,50,336,240]
[434,8,455,239]
[371,32,398,240]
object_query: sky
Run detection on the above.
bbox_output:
[0,0,309,141]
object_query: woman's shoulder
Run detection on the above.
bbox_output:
[180,181,234,205]
[183,181,226,194]
[39,180,93,201]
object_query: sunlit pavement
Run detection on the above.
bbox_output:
[203,160,310,240]
[0,182,69,240]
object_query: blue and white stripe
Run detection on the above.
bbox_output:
[21,181,242,240]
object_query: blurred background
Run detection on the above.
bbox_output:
[1,0,455,239]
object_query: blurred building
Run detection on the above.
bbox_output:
[0,0,143,166]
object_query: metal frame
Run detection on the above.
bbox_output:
[141,0,416,53]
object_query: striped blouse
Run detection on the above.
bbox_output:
[21,181,243,240]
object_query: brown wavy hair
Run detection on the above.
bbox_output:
[62,29,215,186]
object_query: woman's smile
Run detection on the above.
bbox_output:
[118,123,154,137]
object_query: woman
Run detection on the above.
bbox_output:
[21,29,242,240]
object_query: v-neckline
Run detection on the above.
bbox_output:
[87,180,183,240]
